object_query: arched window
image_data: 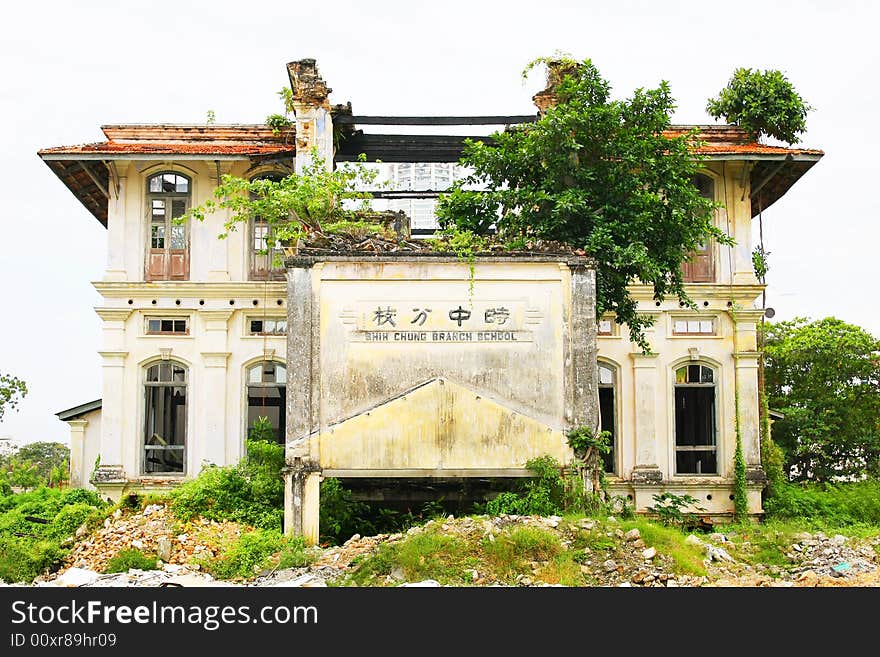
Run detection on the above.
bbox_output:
[674,363,717,474]
[143,361,187,474]
[681,173,715,283]
[598,363,617,474]
[249,173,286,280]
[246,361,286,443]
[146,172,190,281]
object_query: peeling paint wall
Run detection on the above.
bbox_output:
[286,257,598,476]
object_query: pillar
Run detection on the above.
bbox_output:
[200,352,230,468]
[205,162,231,282]
[66,419,89,488]
[283,460,320,545]
[566,262,598,434]
[630,352,662,486]
[104,168,127,281]
[287,59,334,173]
[95,350,128,485]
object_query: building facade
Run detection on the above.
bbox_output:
[45,59,822,524]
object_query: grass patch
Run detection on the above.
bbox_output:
[104,548,159,573]
[619,519,706,577]
[201,529,312,581]
[345,523,589,587]
[346,530,479,586]
[764,480,880,528]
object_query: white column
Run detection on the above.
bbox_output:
[97,350,128,480]
[200,352,230,468]
[205,162,231,281]
[66,419,89,488]
[199,310,233,468]
[104,168,128,281]
[630,352,662,483]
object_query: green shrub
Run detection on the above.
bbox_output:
[51,503,103,539]
[0,536,65,583]
[0,487,108,583]
[319,477,374,544]
[170,437,285,530]
[483,456,595,516]
[104,548,159,573]
[277,538,312,569]
[203,529,286,580]
[764,480,880,527]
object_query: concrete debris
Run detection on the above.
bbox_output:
[624,528,641,542]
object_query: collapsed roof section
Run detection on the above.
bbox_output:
[38,59,822,226]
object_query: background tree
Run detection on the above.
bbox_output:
[0,372,27,421]
[436,57,729,348]
[706,68,812,145]
[763,317,880,482]
[12,442,70,485]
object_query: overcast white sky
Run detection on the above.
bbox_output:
[1,0,877,445]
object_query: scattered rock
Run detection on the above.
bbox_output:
[624,528,641,542]
[642,547,657,560]
[602,559,618,573]
[685,535,703,547]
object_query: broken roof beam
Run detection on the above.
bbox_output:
[334,115,538,126]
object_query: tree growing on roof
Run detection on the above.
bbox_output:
[435,56,729,349]
[706,68,812,145]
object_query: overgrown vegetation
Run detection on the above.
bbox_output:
[171,418,285,529]
[706,67,811,144]
[436,56,728,349]
[181,151,380,252]
[200,529,311,581]
[104,548,158,574]
[764,480,880,529]
[319,477,446,545]
[645,492,706,530]
[0,487,107,583]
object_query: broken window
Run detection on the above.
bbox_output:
[146,172,190,281]
[681,173,715,283]
[246,361,286,444]
[249,173,286,280]
[674,363,717,474]
[248,318,287,336]
[598,363,617,474]
[145,317,189,335]
[143,361,187,474]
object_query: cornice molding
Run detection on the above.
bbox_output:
[94,281,287,298]
[94,308,134,322]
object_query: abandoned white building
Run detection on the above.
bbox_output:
[45,59,822,540]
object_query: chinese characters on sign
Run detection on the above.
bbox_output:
[353,302,528,343]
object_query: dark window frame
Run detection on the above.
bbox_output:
[145,316,190,336]
[673,363,718,475]
[598,362,617,474]
[246,360,287,444]
[143,360,188,475]
[145,172,191,282]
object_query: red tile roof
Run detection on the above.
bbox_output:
[39,124,296,157]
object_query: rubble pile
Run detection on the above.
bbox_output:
[13,506,879,588]
[52,504,244,576]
